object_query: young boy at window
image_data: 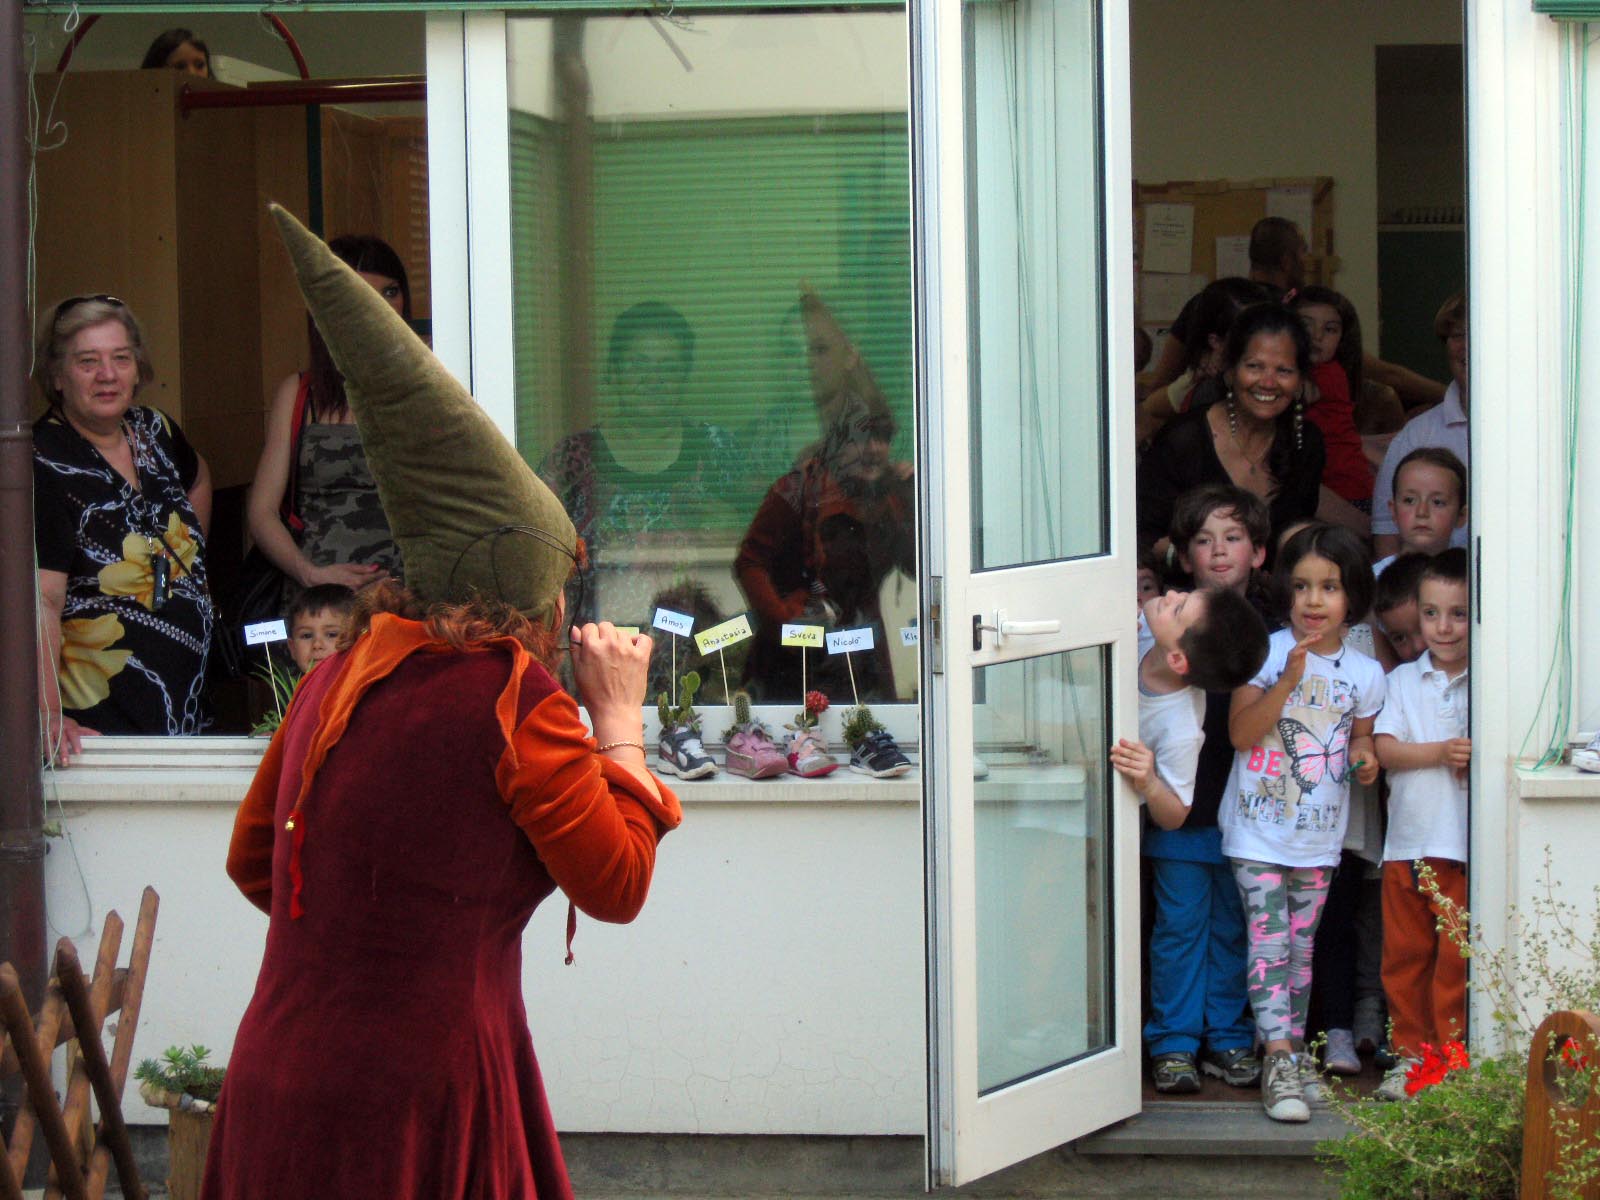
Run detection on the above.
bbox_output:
[1372,549,1471,1101]
[1371,552,1430,672]
[1373,448,1467,579]
[287,584,355,674]
[1112,486,1271,1094]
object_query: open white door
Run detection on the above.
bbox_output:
[916,0,1140,1185]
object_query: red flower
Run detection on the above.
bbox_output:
[1561,1041,1591,1072]
[1404,1041,1471,1095]
[805,690,830,716]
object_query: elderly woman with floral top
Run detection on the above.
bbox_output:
[32,295,213,759]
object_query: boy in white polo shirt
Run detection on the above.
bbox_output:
[1372,548,1471,1101]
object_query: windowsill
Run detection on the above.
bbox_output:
[40,736,927,806]
[1511,760,1600,800]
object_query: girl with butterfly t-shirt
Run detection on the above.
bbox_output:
[1223,524,1385,1122]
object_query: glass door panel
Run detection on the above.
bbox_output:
[974,646,1110,1092]
[968,0,1106,571]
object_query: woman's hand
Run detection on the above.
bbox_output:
[569,622,653,740]
[43,712,98,767]
[302,560,385,590]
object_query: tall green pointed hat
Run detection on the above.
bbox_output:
[269,204,575,622]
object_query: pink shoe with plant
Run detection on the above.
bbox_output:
[786,690,838,778]
[723,691,789,779]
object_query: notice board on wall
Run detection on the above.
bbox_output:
[1133,176,1337,327]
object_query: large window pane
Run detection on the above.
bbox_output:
[508,12,916,703]
[967,0,1106,570]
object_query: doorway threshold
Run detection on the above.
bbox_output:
[1074,1101,1350,1157]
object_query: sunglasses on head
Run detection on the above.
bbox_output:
[53,294,126,326]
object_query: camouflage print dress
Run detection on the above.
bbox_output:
[294,422,403,585]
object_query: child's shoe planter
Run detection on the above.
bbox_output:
[786,728,838,778]
[726,727,789,779]
[658,725,718,780]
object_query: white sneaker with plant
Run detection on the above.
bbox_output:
[656,670,717,780]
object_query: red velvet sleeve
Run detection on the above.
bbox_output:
[495,689,683,924]
[734,485,810,624]
[226,725,285,914]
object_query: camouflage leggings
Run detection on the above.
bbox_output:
[1229,859,1336,1045]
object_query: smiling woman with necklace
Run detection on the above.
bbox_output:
[1137,303,1327,559]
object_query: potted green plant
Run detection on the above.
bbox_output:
[136,1044,223,1200]
[1317,855,1600,1199]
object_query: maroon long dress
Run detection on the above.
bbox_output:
[202,615,680,1198]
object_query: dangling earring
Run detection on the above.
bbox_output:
[1292,393,1304,451]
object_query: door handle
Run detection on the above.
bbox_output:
[973,610,1062,649]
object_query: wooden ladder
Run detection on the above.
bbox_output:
[0,887,158,1200]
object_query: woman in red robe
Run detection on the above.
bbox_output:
[202,207,681,1199]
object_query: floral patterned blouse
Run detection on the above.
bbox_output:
[33,405,213,734]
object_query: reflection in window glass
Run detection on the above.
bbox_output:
[966,0,1106,570]
[507,13,916,704]
[974,646,1111,1093]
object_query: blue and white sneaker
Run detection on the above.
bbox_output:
[658,725,718,780]
[849,729,911,778]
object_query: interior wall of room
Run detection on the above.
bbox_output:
[1130,0,1462,356]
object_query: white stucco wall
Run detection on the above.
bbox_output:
[42,740,925,1136]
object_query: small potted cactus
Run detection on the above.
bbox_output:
[655,670,717,780]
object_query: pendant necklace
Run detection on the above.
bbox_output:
[1225,400,1270,476]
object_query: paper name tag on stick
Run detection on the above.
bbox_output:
[694,614,754,653]
[827,627,876,654]
[781,623,825,648]
[653,608,695,637]
[244,619,288,645]
[900,626,919,646]
[614,627,641,638]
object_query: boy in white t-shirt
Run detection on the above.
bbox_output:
[1112,569,1269,1093]
[1373,549,1471,1101]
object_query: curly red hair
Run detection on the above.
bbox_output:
[342,578,564,671]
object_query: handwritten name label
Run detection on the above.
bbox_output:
[827,626,876,654]
[900,626,919,646]
[653,608,695,637]
[781,623,825,648]
[244,619,289,645]
[694,614,754,654]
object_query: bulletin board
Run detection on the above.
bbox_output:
[1133,176,1337,328]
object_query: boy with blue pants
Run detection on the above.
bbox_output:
[1143,486,1278,1092]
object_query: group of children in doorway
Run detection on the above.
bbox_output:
[1113,445,1470,1124]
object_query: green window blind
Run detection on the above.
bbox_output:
[510,110,913,533]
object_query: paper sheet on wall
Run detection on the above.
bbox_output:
[1141,203,1194,274]
[1215,235,1251,280]
[1140,272,1205,323]
[1266,186,1315,241]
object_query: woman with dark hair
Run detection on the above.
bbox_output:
[1135,278,1269,445]
[1137,302,1327,554]
[140,28,211,78]
[206,208,681,1200]
[246,234,411,597]
[32,295,214,754]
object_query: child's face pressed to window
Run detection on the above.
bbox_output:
[1375,598,1425,664]
[1286,552,1348,652]
[1182,508,1265,593]
[1391,461,1466,556]
[1419,578,1470,676]
[290,607,347,672]
[1297,303,1342,368]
